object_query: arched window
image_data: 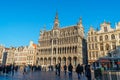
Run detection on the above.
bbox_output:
[111,34,115,40]
[93,52,95,58]
[89,52,91,59]
[91,31,93,35]
[91,37,93,41]
[95,36,97,41]
[75,46,77,53]
[99,36,103,41]
[53,40,56,44]
[96,52,98,58]
[104,27,108,32]
[100,43,103,50]
[112,42,116,49]
[105,44,110,50]
[105,35,108,40]
[92,44,94,49]
[95,43,97,49]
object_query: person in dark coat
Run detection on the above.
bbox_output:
[55,64,58,75]
[57,63,61,76]
[76,64,81,80]
[86,65,91,80]
[11,64,14,76]
[63,64,67,76]
[80,64,84,76]
[85,64,88,77]
[68,63,73,78]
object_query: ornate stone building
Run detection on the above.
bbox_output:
[0,45,5,64]
[14,46,27,65]
[6,47,15,65]
[87,21,120,64]
[13,42,36,66]
[37,13,87,68]
[26,41,37,65]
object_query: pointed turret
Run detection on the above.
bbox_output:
[77,17,83,27]
[77,17,84,38]
[53,12,59,29]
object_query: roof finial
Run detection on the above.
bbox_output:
[77,17,82,25]
[55,11,58,19]
[53,11,59,29]
[79,17,82,24]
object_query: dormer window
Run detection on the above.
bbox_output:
[111,34,115,40]
[91,31,93,35]
[99,36,103,41]
[104,27,108,32]
[105,35,108,40]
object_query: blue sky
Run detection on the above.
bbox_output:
[0,0,120,47]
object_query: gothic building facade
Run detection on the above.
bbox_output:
[14,41,36,65]
[87,21,120,64]
[37,13,87,68]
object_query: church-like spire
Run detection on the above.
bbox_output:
[77,17,83,28]
[55,12,58,19]
[53,12,59,29]
[79,17,82,24]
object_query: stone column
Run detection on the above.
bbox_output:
[51,39,53,65]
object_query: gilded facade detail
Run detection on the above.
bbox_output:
[87,21,120,64]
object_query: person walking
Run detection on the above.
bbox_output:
[63,63,67,76]
[86,65,91,80]
[68,63,73,79]
[55,64,58,75]
[23,66,26,75]
[57,63,61,76]
[80,64,84,76]
[76,64,81,80]
[11,64,14,76]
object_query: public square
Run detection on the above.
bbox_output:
[0,0,120,80]
[0,71,88,80]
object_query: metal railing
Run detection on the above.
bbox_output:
[102,71,120,80]
[93,70,120,80]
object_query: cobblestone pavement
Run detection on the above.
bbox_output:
[0,71,87,80]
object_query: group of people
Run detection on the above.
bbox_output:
[55,63,92,80]
[0,63,92,80]
[22,65,42,74]
[76,64,91,80]
[0,64,18,76]
[0,64,42,76]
